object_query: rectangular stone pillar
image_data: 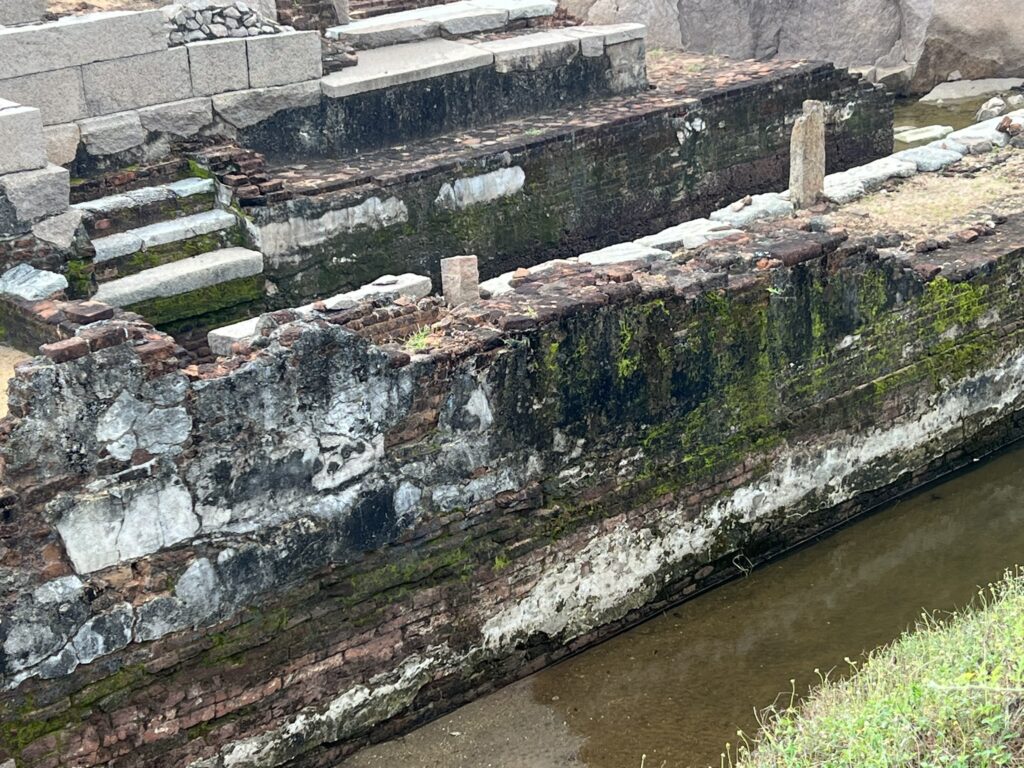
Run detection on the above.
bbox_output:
[441,255,479,307]
[790,99,825,210]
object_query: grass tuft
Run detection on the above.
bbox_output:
[736,568,1024,768]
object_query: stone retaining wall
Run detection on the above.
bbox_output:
[241,61,891,306]
[1,201,1023,766]
[0,10,322,170]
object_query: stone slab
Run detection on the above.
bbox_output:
[213,80,321,129]
[891,146,963,172]
[475,31,580,73]
[321,39,494,99]
[247,31,324,89]
[577,242,669,265]
[94,247,264,307]
[43,124,81,166]
[79,112,147,157]
[0,68,88,126]
[434,8,508,35]
[894,125,953,144]
[0,0,46,25]
[0,11,168,80]
[138,98,214,137]
[187,39,250,97]
[948,110,1024,149]
[0,104,46,175]
[91,209,236,261]
[82,48,193,116]
[441,255,479,306]
[709,193,794,227]
[562,22,646,56]
[327,19,441,49]
[0,264,67,301]
[469,0,558,21]
[0,163,69,223]
[635,218,739,251]
[920,79,1024,103]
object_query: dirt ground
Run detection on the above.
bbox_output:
[48,0,160,14]
[0,345,28,418]
[832,150,1024,241]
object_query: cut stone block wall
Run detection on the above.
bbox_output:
[0,11,323,166]
[1,213,1023,767]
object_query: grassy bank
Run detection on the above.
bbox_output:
[735,570,1024,768]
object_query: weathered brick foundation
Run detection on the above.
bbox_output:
[1,190,1023,767]
[239,57,892,306]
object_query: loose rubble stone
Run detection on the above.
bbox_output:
[165,1,285,45]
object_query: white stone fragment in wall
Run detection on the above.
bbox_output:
[434,166,525,210]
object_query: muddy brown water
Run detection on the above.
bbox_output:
[343,443,1024,768]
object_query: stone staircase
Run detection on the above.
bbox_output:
[73,176,265,326]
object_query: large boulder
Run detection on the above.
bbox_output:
[559,0,1024,94]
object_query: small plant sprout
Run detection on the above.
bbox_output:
[405,326,433,351]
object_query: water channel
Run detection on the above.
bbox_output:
[344,442,1024,768]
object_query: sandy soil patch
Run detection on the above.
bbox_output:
[0,345,29,418]
[832,151,1024,241]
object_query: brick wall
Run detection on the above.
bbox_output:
[1,211,1024,766]
[242,61,892,307]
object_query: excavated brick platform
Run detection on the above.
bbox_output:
[233,53,892,306]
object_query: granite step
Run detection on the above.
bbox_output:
[326,0,556,50]
[74,177,217,238]
[319,24,644,100]
[93,247,265,323]
[90,209,244,283]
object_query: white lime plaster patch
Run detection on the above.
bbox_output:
[257,196,409,262]
[434,166,525,210]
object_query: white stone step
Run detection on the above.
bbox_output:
[73,177,214,217]
[94,247,264,308]
[207,272,431,355]
[321,38,494,98]
[326,0,556,49]
[92,209,237,263]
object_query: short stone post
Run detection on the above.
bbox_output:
[441,255,480,307]
[789,100,826,210]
